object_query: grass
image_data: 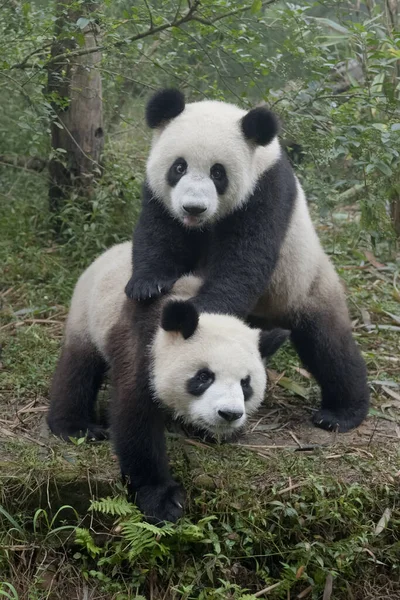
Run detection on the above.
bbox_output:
[0,146,400,598]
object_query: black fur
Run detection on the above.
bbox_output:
[290,309,369,432]
[161,300,199,339]
[259,329,290,358]
[47,341,108,441]
[102,299,184,524]
[125,185,207,302]
[167,157,187,188]
[241,107,279,146]
[126,155,296,317]
[146,89,185,129]
[240,376,253,401]
[210,163,228,195]
[186,368,215,396]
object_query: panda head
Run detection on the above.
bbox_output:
[150,300,288,435]
[145,89,281,228]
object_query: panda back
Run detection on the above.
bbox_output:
[65,242,132,357]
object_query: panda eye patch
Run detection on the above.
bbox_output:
[187,368,215,396]
[240,375,253,401]
[210,163,228,195]
[167,157,187,187]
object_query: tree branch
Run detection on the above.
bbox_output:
[0,155,48,172]
[10,0,278,70]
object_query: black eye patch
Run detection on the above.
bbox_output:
[187,368,215,397]
[210,163,228,195]
[167,157,187,187]
[241,375,253,401]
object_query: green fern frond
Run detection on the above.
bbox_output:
[131,521,175,537]
[75,527,102,558]
[89,496,137,517]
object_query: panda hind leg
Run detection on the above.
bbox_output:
[290,305,369,433]
[47,340,108,441]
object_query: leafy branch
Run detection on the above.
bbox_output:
[10,0,278,70]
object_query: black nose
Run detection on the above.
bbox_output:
[218,410,243,423]
[183,205,207,216]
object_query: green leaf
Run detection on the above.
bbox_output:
[276,377,309,400]
[368,408,398,422]
[251,0,262,14]
[371,123,386,132]
[22,3,31,17]
[314,18,349,34]
[376,161,392,176]
[391,123,400,131]
[76,17,90,29]
[0,505,24,535]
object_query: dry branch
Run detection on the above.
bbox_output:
[0,154,47,172]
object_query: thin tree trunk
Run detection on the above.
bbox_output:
[385,0,400,236]
[47,0,103,219]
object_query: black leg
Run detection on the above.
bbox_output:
[290,309,369,432]
[47,341,108,441]
[111,355,184,524]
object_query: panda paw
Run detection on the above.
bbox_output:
[312,408,364,433]
[48,419,109,442]
[134,481,185,524]
[125,275,176,302]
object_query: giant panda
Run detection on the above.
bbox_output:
[124,89,370,435]
[47,242,288,523]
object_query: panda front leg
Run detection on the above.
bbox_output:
[111,360,185,524]
[290,306,370,432]
[47,340,108,441]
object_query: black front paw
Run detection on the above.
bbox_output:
[312,407,367,433]
[125,275,176,302]
[133,481,185,524]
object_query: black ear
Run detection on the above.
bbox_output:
[259,329,290,358]
[146,89,185,129]
[241,107,279,146]
[161,300,199,340]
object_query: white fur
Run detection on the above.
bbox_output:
[151,313,267,434]
[171,172,218,227]
[252,179,344,319]
[147,100,281,226]
[66,243,267,433]
[66,241,132,354]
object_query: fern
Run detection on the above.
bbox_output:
[119,518,175,561]
[75,527,102,558]
[89,496,137,517]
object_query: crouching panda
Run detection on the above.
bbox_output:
[47,242,288,523]
[125,89,370,434]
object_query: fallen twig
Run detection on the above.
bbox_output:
[254,581,283,597]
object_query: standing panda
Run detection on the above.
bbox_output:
[48,242,288,523]
[125,89,370,434]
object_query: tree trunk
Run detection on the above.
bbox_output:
[390,189,400,237]
[385,0,400,236]
[48,0,103,219]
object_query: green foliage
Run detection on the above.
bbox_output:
[0,583,19,600]
[61,476,399,598]
[90,495,136,517]
[1,0,399,242]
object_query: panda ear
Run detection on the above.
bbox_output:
[146,89,185,129]
[259,329,290,358]
[241,107,279,146]
[161,300,199,340]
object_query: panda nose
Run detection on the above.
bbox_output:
[218,409,244,423]
[183,205,207,216]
